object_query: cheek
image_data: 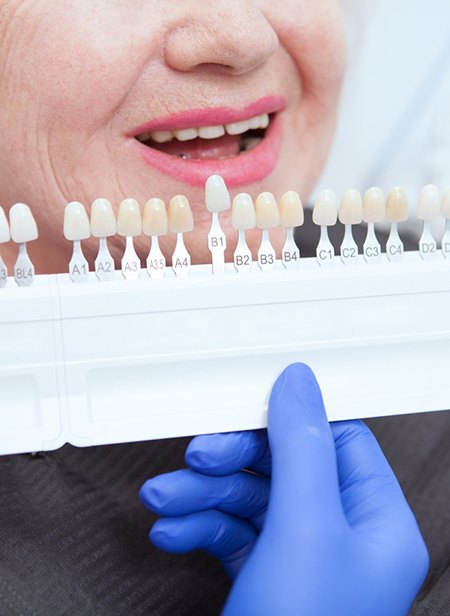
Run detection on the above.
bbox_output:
[1,2,160,133]
[269,0,346,111]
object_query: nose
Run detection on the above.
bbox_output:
[164,1,278,76]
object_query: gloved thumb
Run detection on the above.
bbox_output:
[266,363,344,528]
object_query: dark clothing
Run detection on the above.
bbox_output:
[1,213,449,615]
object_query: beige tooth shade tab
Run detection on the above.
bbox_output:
[232,193,256,230]
[0,206,10,243]
[363,187,385,223]
[91,198,117,238]
[386,187,408,223]
[117,198,142,237]
[339,189,363,225]
[313,189,337,226]
[256,192,280,229]
[205,175,231,213]
[417,184,441,221]
[143,198,168,237]
[9,203,39,243]
[280,191,304,228]
[442,188,450,219]
[64,202,90,241]
[169,195,194,234]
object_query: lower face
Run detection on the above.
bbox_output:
[0,0,346,273]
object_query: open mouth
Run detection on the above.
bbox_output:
[134,112,272,160]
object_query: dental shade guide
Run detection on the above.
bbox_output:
[232,193,256,274]
[118,198,142,280]
[256,192,279,272]
[169,195,194,277]
[64,201,91,283]
[205,175,231,275]
[10,202,38,287]
[339,189,362,266]
[313,189,337,267]
[386,187,408,262]
[143,198,168,279]
[91,198,116,281]
[363,187,385,264]
[1,178,450,455]
[280,191,303,270]
[441,188,450,259]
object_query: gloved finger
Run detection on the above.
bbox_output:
[266,363,344,528]
[150,510,257,579]
[185,430,271,477]
[331,420,419,530]
[140,469,269,530]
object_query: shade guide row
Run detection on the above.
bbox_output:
[1,178,450,287]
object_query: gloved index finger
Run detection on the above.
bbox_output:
[185,430,271,477]
[267,363,344,525]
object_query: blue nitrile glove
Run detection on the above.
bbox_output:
[140,363,429,616]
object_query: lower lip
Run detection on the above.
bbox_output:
[129,113,282,188]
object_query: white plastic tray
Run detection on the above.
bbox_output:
[1,252,449,455]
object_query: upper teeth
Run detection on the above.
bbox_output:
[136,113,270,144]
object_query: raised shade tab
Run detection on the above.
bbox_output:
[91,198,117,238]
[280,191,304,228]
[363,187,385,223]
[143,198,168,237]
[442,188,450,219]
[0,206,10,243]
[232,193,256,230]
[256,192,280,230]
[9,203,38,243]
[205,175,231,213]
[312,189,337,226]
[117,198,142,237]
[417,184,441,221]
[386,187,408,223]
[339,189,363,225]
[169,195,194,233]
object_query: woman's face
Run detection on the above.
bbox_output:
[0,0,345,272]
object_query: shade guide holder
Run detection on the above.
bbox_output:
[1,251,450,455]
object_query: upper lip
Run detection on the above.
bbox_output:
[128,95,286,137]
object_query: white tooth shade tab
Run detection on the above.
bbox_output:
[169,195,194,234]
[232,193,256,230]
[143,198,168,237]
[280,191,304,228]
[417,184,441,221]
[9,203,39,243]
[363,187,385,223]
[313,190,337,226]
[205,175,231,213]
[64,202,91,241]
[386,187,408,223]
[90,198,116,238]
[0,206,10,243]
[117,199,142,237]
[442,188,450,219]
[339,189,363,225]
[256,192,280,230]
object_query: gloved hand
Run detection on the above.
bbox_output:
[140,363,429,616]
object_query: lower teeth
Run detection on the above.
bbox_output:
[241,137,262,152]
